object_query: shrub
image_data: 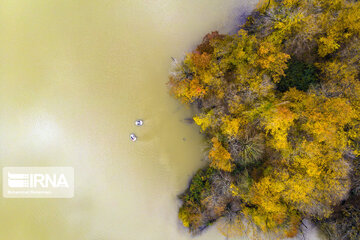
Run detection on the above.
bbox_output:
[277,58,318,92]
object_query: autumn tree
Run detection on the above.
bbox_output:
[170,0,360,239]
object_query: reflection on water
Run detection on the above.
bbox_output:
[0,0,257,239]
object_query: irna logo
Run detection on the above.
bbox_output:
[3,167,74,198]
[8,172,69,188]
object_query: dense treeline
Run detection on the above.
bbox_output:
[169,0,360,239]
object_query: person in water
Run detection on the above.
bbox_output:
[130,119,143,141]
[135,119,143,126]
[130,133,137,141]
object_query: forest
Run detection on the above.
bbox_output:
[168,0,360,239]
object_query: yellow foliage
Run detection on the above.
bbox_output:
[221,116,243,136]
[178,208,190,227]
[318,36,341,57]
[256,42,290,82]
[272,12,304,43]
[257,0,276,13]
[169,77,207,104]
[283,0,300,8]
[262,106,296,150]
[208,137,234,172]
[193,112,213,131]
[170,0,360,237]
[317,1,360,56]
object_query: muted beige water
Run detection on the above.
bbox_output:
[0,0,276,239]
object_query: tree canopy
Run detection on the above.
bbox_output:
[169,0,360,239]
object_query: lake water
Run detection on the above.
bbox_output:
[0,0,320,239]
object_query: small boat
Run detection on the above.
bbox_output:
[130,133,137,142]
[135,119,143,126]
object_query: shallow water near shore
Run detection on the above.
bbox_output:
[0,0,321,239]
